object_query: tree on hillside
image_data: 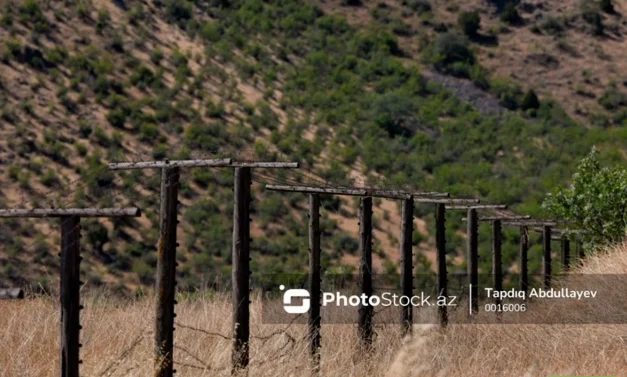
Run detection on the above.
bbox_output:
[542,147,627,245]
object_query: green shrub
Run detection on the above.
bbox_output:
[600,0,614,13]
[490,77,522,110]
[500,2,522,25]
[425,32,475,75]
[402,0,431,14]
[130,66,156,87]
[150,49,163,64]
[538,16,564,36]
[78,120,93,138]
[40,169,59,187]
[582,9,604,35]
[458,11,480,36]
[543,147,627,245]
[165,0,193,25]
[521,89,540,110]
[598,84,627,110]
[96,8,111,32]
[18,0,48,33]
[106,108,127,128]
[139,123,160,142]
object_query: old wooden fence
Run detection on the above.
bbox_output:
[0,158,584,377]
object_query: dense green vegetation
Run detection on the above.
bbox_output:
[543,148,627,246]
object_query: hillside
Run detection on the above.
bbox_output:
[0,0,626,292]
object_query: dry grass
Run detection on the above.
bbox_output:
[0,290,403,377]
[4,242,627,376]
[388,242,627,377]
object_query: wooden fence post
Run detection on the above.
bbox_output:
[467,208,478,315]
[155,166,180,377]
[435,203,447,327]
[358,197,373,347]
[577,236,584,261]
[491,219,502,306]
[399,198,414,336]
[308,194,321,372]
[519,226,528,295]
[232,167,252,372]
[561,235,570,271]
[60,215,81,377]
[543,226,552,289]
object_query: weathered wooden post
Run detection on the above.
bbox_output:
[467,208,479,315]
[155,166,180,377]
[232,167,252,372]
[491,219,502,306]
[358,196,373,347]
[577,236,584,261]
[561,235,570,271]
[435,203,447,328]
[543,226,552,289]
[399,197,414,335]
[308,194,321,372]
[0,208,141,377]
[60,215,81,377]
[519,226,528,295]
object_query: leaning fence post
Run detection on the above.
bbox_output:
[232,167,252,372]
[467,208,478,315]
[519,226,528,295]
[155,166,180,377]
[358,197,373,347]
[399,197,414,336]
[308,194,321,372]
[542,226,552,289]
[435,203,447,327]
[491,219,502,306]
[60,215,81,377]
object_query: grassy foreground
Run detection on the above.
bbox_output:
[2,243,627,376]
[387,242,627,377]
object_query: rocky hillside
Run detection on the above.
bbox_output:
[0,0,625,293]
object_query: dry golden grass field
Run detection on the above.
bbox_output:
[2,242,627,377]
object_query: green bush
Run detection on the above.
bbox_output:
[165,0,193,25]
[600,0,614,13]
[543,147,627,245]
[139,123,160,142]
[490,77,522,110]
[402,0,431,14]
[500,2,522,25]
[521,89,540,110]
[425,32,475,75]
[106,108,127,128]
[458,11,480,36]
[599,84,627,110]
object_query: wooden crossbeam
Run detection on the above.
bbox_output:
[532,227,586,234]
[448,204,506,210]
[0,208,141,218]
[418,198,479,204]
[478,215,531,221]
[266,184,458,203]
[502,220,560,227]
[109,158,232,170]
